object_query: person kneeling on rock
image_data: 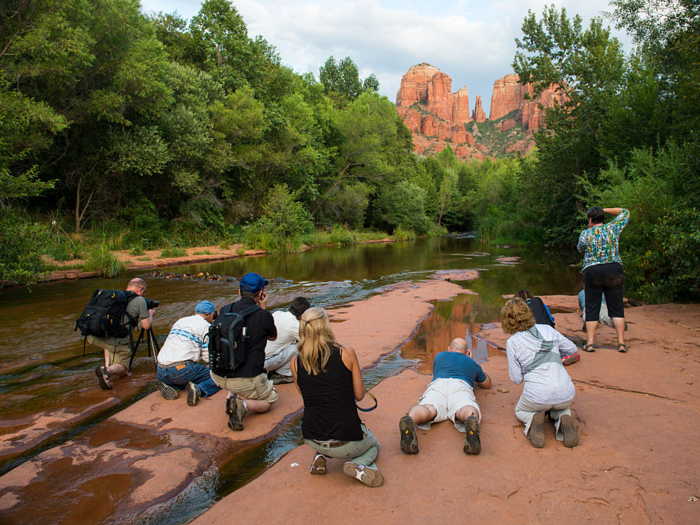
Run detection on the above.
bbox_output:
[155,301,221,406]
[501,298,579,448]
[399,338,491,456]
[292,307,385,488]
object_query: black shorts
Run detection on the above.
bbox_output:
[583,263,625,320]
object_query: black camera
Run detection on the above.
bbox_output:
[145,298,160,309]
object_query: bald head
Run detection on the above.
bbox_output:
[449,338,468,354]
[127,278,147,296]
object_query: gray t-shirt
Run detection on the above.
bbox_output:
[91,295,149,347]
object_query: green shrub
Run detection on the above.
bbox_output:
[160,247,187,258]
[85,245,126,278]
[393,228,416,242]
[47,241,73,261]
[129,246,145,256]
[236,246,247,256]
[373,181,430,235]
[328,225,357,246]
[192,250,212,255]
[0,209,48,287]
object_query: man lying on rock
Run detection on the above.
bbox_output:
[399,338,491,455]
[155,301,221,405]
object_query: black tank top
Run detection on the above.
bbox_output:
[296,345,363,441]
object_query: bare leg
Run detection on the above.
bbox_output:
[455,405,479,422]
[585,320,599,347]
[103,349,127,378]
[408,404,437,425]
[612,317,625,346]
[240,398,272,413]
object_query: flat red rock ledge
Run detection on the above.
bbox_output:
[0,277,470,520]
[196,303,700,525]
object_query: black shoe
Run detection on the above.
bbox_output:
[463,415,481,455]
[95,366,112,390]
[399,415,419,454]
[528,411,545,448]
[186,382,201,406]
[156,381,179,400]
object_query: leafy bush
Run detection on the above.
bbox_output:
[0,209,48,287]
[244,184,313,253]
[373,181,430,235]
[129,246,145,256]
[328,225,357,246]
[392,228,415,242]
[85,244,126,278]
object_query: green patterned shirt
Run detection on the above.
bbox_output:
[577,209,630,271]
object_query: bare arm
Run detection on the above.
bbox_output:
[139,309,155,330]
[603,208,622,215]
[341,346,366,401]
[291,356,302,396]
[476,373,492,389]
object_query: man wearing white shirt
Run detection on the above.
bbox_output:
[156,300,221,406]
[264,297,311,384]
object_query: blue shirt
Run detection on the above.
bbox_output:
[432,351,487,387]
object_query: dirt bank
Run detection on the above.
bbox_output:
[44,239,393,282]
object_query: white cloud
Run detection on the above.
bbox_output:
[140,0,634,116]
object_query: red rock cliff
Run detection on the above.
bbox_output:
[471,95,486,123]
[396,63,453,121]
[451,87,471,124]
[490,74,566,131]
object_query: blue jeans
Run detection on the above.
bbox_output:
[156,361,221,397]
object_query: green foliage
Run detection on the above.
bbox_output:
[319,56,379,104]
[129,246,145,256]
[160,247,188,258]
[244,184,313,253]
[373,181,430,234]
[392,228,416,242]
[0,209,48,287]
[85,245,126,278]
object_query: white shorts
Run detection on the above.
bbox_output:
[418,378,481,432]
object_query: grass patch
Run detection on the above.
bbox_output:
[129,246,145,256]
[85,245,126,278]
[159,247,188,258]
[392,228,416,242]
[236,247,247,256]
[137,257,153,261]
[192,250,212,255]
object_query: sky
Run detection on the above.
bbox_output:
[139,0,633,116]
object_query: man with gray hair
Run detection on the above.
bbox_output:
[399,338,491,456]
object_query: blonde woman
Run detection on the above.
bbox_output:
[501,298,579,448]
[291,307,384,488]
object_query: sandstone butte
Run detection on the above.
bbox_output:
[395,63,567,159]
[0,269,698,523]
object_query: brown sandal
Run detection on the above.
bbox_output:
[582,343,596,353]
[618,343,628,353]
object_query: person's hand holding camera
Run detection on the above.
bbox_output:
[258,290,268,309]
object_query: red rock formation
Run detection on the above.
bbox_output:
[471,95,486,123]
[490,74,567,131]
[490,74,527,120]
[451,87,470,124]
[499,119,516,132]
[396,63,453,121]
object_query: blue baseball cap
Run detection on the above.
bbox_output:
[240,272,268,294]
[195,300,216,315]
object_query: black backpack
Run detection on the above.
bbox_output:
[75,289,138,339]
[208,304,260,374]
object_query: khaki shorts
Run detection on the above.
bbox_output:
[418,378,481,431]
[87,336,132,367]
[210,372,279,404]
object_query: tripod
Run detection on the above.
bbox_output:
[127,327,161,370]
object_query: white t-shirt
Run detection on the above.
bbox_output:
[265,310,299,358]
[157,314,211,366]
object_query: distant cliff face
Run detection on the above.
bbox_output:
[395,65,566,159]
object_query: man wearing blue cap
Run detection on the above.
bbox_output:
[155,300,221,406]
[211,272,278,431]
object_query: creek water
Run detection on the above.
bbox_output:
[0,236,583,522]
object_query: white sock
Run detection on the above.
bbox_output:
[242,400,248,411]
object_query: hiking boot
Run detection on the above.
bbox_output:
[342,462,384,488]
[95,366,112,390]
[463,415,481,455]
[156,381,179,400]
[227,395,246,431]
[309,453,327,475]
[528,411,546,448]
[269,372,294,385]
[559,414,579,448]
[399,415,419,454]
[186,382,202,406]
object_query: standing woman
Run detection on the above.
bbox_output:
[577,207,630,352]
[502,298,579,448]
[291,307,384,488]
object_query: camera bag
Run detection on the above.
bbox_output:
[75,289,138,339]
[208,304,260,375]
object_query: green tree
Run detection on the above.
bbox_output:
[319,56,380,104]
